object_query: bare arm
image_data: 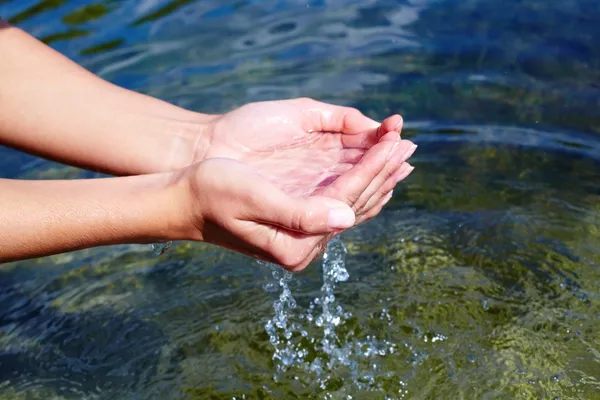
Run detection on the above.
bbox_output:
[0,159,361,269]
[0,173,189,263]
[0,21,212,176]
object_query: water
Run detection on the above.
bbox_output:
[1,0,600,398]
[263,237,400,394]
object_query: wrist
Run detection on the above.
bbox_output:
[123,171,199,244]
[161,112,217,172]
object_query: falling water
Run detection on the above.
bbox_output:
[263,237,398,391]
[263,265,305,370]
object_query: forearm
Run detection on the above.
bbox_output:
[0,174,189,263]
[0,22,213,176]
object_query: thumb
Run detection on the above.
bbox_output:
[259,193,356,234]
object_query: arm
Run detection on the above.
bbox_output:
[0,158,361,268]
[0,173,189,263]
[0,21,212,176]
[0,135,409,269]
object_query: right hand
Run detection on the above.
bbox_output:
[177,136,416,271]
[197,98,417,228]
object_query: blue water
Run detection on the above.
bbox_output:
[1,1,600,399]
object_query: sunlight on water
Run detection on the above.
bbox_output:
[1,0,600,398]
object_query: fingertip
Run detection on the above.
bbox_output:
[394,162,415,183]
[388,140,417,163]
[381,114,403,134]
[382,190,394,206]
[395,115,404,132]
[327,207,356,230]
[321,197,355,229]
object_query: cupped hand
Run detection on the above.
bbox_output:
[178,158,359,269]
[179,139,416,271]
[199,98,416,215]
[183,98,418,269]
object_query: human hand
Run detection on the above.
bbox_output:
[177,157,356,269]
[178,134,416,271]
[197,98,416,223]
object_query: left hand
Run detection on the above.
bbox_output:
[196,98,416,222]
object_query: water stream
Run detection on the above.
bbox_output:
[263,237,399,393]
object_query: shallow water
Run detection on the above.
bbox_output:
[1,0,600,399]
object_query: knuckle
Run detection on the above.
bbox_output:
[346,176,364,204]
[380,179,396,195]
[320,185,351,207]
[290,209,306,232]
[359,196,377,215]
[384,163,398,180]
[282,241,322,271]
[341,107,360,130]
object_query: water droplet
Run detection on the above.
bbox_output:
[481,298,489,310]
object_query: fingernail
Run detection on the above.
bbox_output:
[400,144,418,162]
[395,117,403,132]
[328,208,356,229]
[386,141,399,161]
[396,165,415,183]
[382,190,394,206]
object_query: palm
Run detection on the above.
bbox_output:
[203,99,391,197]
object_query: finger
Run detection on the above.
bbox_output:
[295,225,351,270]
[339,148,366,163]
[358,163,415,218]
[379,130,401,143]
[382,190,394,207]
[381,114,403,134]
[392,161,415,184]
[296,98,403,146]
[236,222,325,270]
[340,115,403,149]
[353,142,416,212]
[249,183,357,233]
[355,193,389,226]
[298,99,379,134]
[293,236,331,272]
[315,139,397,207]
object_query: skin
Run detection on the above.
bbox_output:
[0,22,416,271]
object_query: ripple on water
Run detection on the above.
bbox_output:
[1,0,600,396]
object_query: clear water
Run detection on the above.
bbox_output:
[1,0,600,399]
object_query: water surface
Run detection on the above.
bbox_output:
[1,0,599,399]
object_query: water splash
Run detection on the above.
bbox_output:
[306,237,353,370]
[263,237,397,390]
[263,264,307,370]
